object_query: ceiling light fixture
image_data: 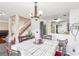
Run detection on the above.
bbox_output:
[30,2,43,18]
[53,18,61,22]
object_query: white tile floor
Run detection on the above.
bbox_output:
[0,43,8,56]
[11,39,58,56]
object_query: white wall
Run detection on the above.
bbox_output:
[0,16,8,30]
[31,18,41,38]
[46,20,52,35]
[50,9,79,56]
[69,9,79,25]
[0,22,8,30]
[66,9,79,56]
[58,22,68,34]
[58,16,69,34]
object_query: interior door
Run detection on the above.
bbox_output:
[40,21,46,38]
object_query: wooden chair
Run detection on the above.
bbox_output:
[55,51,62,56]
[0,37,8,56]
[5,42,21,56]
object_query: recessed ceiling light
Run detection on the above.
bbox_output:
[63,14,66,16]
[53,18,61,22]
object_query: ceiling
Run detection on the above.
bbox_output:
[0,2,79,20]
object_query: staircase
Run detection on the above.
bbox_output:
[10,15,31,44]
[19,19,31,42]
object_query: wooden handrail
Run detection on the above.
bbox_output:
[11,15,30,20]
[11,15,30,27]
[19,19,30,30]
[19,21,31,35]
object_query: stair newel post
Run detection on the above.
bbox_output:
[8,16,12,43]
[14,15,19,44]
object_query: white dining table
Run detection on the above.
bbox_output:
[11,39,58,56]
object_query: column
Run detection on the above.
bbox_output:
[14,15,19,44]
[8,17,12,43]
[31,17,42,44]
[46,20,52,35]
